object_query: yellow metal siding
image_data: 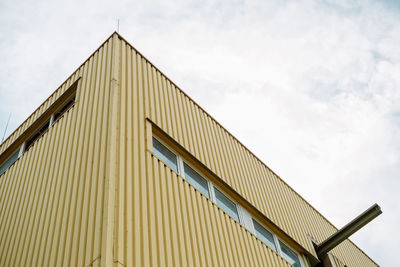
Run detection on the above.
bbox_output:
[113,42,294,266]
[0,33,378,267]
[115,151,294,267]
[0,38,114,266]
[332,253,348,267]
[114,36,377,266]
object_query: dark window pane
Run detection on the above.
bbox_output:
[54,96,75,123]
[279,241,301,267]
[0,150,19,176]
[153,137,178,172]
[253,220,277,251]
[183,163,209,197]
[215,188,239,221]
[25,120,50,151]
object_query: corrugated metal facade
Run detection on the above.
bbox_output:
[0,36,115,266]
[0,33,378,266]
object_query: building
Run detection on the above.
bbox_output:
[0,32,379,267]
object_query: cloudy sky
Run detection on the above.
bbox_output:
[1,0,399,265]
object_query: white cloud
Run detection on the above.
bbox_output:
[1,0,399,265]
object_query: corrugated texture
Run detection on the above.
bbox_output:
[332,254,347,267]
[143,154,292,267]
[0,33,378,267]
[0,37,115,267]
[114,36,378,267]
[113,41,292,267]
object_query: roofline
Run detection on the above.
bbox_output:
[0,32,117,151]
[0,31,379,266]
[114,32,379,265]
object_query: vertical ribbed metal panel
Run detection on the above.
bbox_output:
[114,36,378,267]
[0,37,114,267]
[115,150,293,266]
[0,33,378,267]
[332,253,348,267]
[114,42,293,266]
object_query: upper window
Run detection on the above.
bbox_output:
[215,188,239,221]
[53,95,76,123]
[279,240,301,267]
[25,120,50,151]
[152,137,178,172]
[253,219,277,251]
[0,78,79,177]
[0,149,20,176]
[183,163,209,198]
[24,92,76,152]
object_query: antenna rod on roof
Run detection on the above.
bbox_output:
[1,112,12,143]
[117,19,119,32]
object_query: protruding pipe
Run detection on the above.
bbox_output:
[316,203,382,257]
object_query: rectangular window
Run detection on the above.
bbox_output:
[183,162,209,198]
[25,119,50,151]
[215,188,239,221]
[53,95,76,123]
[0,150,19,176]
[152,137,178,172]
[253,219,277,251]
[279,240,301,267]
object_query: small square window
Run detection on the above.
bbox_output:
[53,96,76,123]
[215,188,239,221]
[25,120,50,151]
[0,150,20,176]
[183,163,209,198]
[253,219,277,251]
[279,240,301,267]
[152,137,178,172]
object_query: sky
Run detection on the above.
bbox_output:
[0,0,399,265]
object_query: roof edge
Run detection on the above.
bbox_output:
[0,31,379,266]
[114,32,379,266]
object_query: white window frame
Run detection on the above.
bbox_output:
[181,159,211,199]
[49,114,55,126]
[276,237,304,267]
[152,136,180,173]
[208,180,216,201]
[177,156,185,175]
[238,204,254,232]
[0,143,25,176]
[211,184,242,223]
[18,142,25,157]
[251,216,304,267]
[252,217,278,252]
